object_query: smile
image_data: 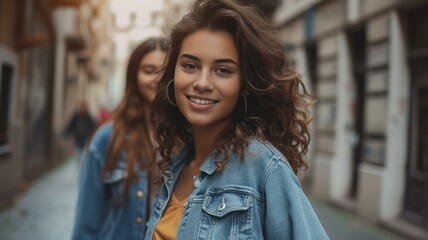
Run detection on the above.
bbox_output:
[188,96,218,105]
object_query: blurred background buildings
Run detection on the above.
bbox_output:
[0,0,427,239]
[0,0,113,201]
[273,0,428,238]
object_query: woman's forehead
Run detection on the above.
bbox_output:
[179,29,239,63]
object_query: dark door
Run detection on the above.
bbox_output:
[0,64,13,146]
[403,3,428,227]
[405,58,428,227]
[347,25,366,198]
[305,42,317,184]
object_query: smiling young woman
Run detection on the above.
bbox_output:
[146,0,329,239]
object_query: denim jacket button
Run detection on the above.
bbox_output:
[218,197,226,211]
[136,190,144,198]
[218,202,226,211]
[193,179,201,188]
[135,217,143,224]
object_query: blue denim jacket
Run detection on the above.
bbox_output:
[144,138,329,240]
[72,123,150,240]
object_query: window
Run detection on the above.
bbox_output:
[0,63,13,146]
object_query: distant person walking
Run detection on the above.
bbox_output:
[63,101,96,159]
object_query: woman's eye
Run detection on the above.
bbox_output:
[140,66,156,74]
[182,63,198,71]
[215,67,232,76]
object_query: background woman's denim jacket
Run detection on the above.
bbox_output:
[144,138,329,240]
[72,123,150,240]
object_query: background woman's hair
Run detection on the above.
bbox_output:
[153,0,312,180]
[102,37,169,202]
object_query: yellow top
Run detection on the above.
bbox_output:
[153,194,187,240]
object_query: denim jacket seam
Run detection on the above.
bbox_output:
[89,145,105,165]
[255,139,291,165]
[261,157,281,226]
[262,157,280,191]
[205,185,262,202]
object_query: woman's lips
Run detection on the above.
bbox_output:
[187,95,218,110]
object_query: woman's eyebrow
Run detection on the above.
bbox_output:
[180,53,200,62]
[180,53,238,66]
[214,58,238,66]
[140,64,156,69]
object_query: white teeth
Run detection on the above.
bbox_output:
[189,97,216,105]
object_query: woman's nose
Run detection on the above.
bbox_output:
[192,70,214,91]
[154,69,164,82]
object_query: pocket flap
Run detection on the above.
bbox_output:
[202,189,250,217]
[102,168,127,183]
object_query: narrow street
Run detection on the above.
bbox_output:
[0,159,78,240]
[0,158,405,240]
[311,198,405,240]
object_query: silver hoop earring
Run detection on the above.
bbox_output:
[166,79,177,107]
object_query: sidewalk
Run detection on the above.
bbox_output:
[0,158,407,240]
[310,197,406,240]
[0,159,79,240]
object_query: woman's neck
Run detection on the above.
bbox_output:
[191,120,230,165]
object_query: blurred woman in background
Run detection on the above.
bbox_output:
[72,37,169,240]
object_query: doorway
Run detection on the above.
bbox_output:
[403,3,428,227]
[346,25,366,198]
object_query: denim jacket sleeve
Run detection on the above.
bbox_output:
[264,158,329,240]
[72,145,109,240]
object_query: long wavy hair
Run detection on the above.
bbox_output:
[153,0,311,180]
[102,37,169,200]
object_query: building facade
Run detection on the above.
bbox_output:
[0,0,113,207]
[274,0,428,238]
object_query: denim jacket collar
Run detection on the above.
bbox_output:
[165,143,225,178]
[161,144,193,184]
[199,152,224,175]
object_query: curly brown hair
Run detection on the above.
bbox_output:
[153,0,311,180]
[101,37,169,201]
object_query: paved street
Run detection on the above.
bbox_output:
[0,158,406,240]
[0,159,79,240]
[311,199,405,240]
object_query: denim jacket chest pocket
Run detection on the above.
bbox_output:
[102,168,128,198]
[198,187,254,239]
